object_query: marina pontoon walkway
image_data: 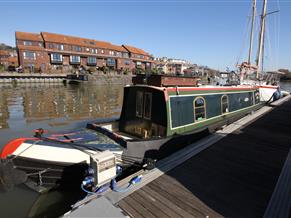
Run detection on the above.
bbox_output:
[117,98,291,217]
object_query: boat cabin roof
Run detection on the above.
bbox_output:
[131,75,257,94]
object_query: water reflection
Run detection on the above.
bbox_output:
[0,82,124,218]
[0,83,123,130]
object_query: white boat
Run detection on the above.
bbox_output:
[237,0,287,102]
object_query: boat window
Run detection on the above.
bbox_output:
[255,91,260,104]
[136,91,143,118]
[143,92,152,120]
[194,97,206,121]
[221,95,229,114]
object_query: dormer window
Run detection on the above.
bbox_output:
[74,46,82,52]
[56,44,64,51]
[122,52,129,58]
[24,41,32,46]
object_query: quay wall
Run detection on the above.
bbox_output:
[88,74,132,85]
[0,72,133,84]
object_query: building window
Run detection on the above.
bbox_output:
[86,48,90,52]
[109,51,114,56]
[38,42,43,47]
[194,97,206,121]
[136,54,144,59]
[122,53,129,58]
[136,61,142,68]
[145,62,151,69]
[48,43,54,49]
[87,56,96,65]
[24,41,32,46]
[136,91,143,118]
[56,44,64,51]
[124,60,131,65]
[23,51,36,60]
[27,63,35,72]
[221,95,229,114]
[116,52,121,57]
[70,55,80,64]
[107,58,116,67]
[91,48,97,54]
[51,53,62,63]
[143,92,152,120]
[74,46,82,52]
[101,50,104,54]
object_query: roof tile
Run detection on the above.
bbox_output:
[15,31,43,42]
[122,45,150,56]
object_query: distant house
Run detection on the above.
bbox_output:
[0,49,18,68]
[15,31,154,73]
[122,45,154,71]
[155,57,194,75]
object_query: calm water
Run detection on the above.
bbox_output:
[0,82,124,218]
[0,81,291,218]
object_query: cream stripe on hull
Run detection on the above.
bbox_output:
[12,142,123,164]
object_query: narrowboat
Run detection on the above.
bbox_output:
[0,75,262,192]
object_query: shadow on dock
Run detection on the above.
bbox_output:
[118,99,291,217]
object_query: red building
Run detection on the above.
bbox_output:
[15,31,154,73]
[0,50,18,68]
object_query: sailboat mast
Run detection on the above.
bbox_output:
[248,0,257,65]
[256,0,267,79]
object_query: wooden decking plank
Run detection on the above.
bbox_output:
[138,188,183,218]
[130,191,169,218]
[141,185,193,218]
[154,175,222,217]
[148,181,207,217]
[118,200,143,218]
[121,195,156,218]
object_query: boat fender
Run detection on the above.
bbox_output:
[273,90,281,101]
[33,128,48,138]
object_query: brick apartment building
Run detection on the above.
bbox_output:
[15,31,154,73]
[0,50,18,68]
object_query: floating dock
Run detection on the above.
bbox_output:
[64,96,291,218]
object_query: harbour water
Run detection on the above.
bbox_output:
[0,82,124,218]
[0,81,290,218]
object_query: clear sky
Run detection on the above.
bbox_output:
[0,0,290,71]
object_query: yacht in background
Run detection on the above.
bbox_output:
[237,0,287,102]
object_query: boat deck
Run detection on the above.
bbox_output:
[117,98,291,217]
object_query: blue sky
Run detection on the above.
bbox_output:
[0,0,290,70]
